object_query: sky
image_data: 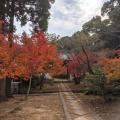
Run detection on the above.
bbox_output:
[15,0,108,37]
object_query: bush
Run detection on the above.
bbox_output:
[84,65,106,95]
[106,81,120,96]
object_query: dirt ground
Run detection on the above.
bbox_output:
[76,93,120,120]
[1,82,120,120]
[0,94,65,120]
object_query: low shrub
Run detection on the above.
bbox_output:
[84,65,106,96]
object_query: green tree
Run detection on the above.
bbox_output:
[82,14,120,49]
[2,0,55,33]
[101,0,120,49]
[57,31,104,54]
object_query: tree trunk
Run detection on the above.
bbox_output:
[5,77,13,98]
[9,0,15,33]
[0,0,5,33]
[82,46,94,74]
[39,73,45,90]
[5,0,15,97]
[9,0,15,47]
[40,78,44,90]
[0,0,5,20]
[74,77,79,84]
[0,78,7,102]
[25,75,32,100]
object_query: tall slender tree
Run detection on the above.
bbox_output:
[0,0,55,100]
[4,0,55,33]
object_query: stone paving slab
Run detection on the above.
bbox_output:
[59,83,102,120]
[74,114,96,120]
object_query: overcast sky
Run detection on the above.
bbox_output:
[15,0,108,37]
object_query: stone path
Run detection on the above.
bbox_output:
[59,83,102,120]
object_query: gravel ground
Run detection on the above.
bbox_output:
[0,94,65,120]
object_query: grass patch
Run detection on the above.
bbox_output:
[10,107,22,114]
[14,101,21,104]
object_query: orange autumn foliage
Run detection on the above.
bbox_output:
[0,21,23,78]
[17,32,65,79]
[0,21,65,80]
[99,57,120,82]
[40,44,66,76]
